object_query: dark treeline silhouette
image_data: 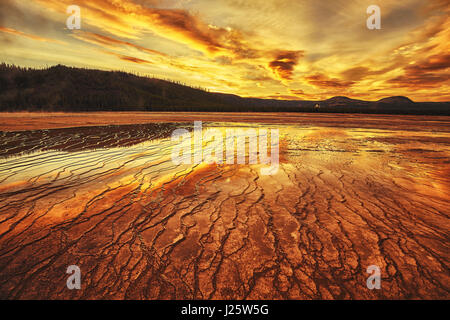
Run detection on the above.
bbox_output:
[0,63,449,115]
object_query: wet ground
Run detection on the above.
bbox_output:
[0,113,448,299]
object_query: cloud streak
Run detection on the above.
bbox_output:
[305,73,354,89]
[102,50,152,64]
[72,31,167,57]
[0,26,65,44]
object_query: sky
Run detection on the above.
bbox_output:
[0,0,449,101]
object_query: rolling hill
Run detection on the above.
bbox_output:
[0,64,448,115]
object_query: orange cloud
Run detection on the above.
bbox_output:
[387,54,450,89]
[289,89,304,95]
[268,50,303,80]
[265,94,302,100]
[101,50,151,64]
[34,0,257,58]
[406,54,450,73]
[0,27,65,44]
[72,31,167,56]
[305,73,354,89]
[148,8,225,54]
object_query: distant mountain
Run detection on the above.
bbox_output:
[321,96,370,109]
[0,63,449,115]
[377,96,414,105]
[324,96,365,104]
[298,95,449,114]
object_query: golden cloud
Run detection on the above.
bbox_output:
[101,50,151,64]
[268,50,303,80]
[72,31,167,56]
[305,73,354,89]
[0,26,65,44]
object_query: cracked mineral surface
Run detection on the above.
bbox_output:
[0,114,448,299]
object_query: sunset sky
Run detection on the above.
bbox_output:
[0,0,449,101]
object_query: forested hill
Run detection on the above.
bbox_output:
[0,64,448,115]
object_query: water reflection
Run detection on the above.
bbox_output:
[0,120,449,299]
